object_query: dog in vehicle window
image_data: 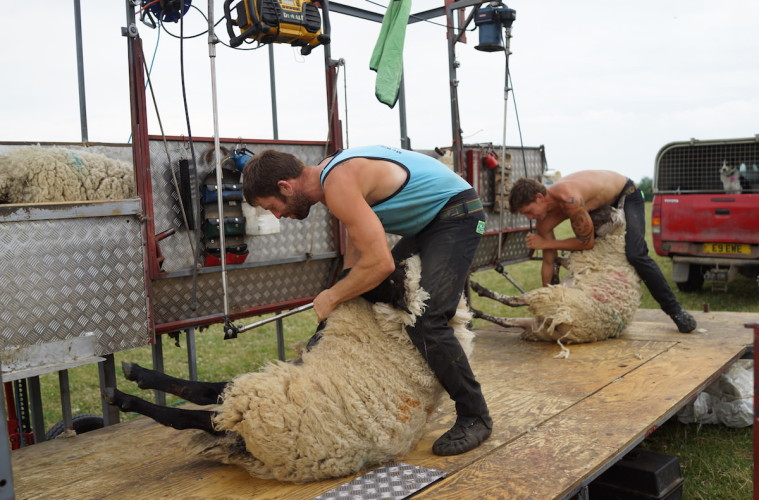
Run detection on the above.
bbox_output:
[720,161,742,194]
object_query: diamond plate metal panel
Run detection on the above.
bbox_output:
[148,139,336,273]
[314,462,445,500]
[152,259,332,325]
[145,140,544,326]
[473,230,532,270]
[0,211,150,355]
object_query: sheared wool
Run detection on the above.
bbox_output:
[0,146,135,203]
[520,208,641,343]
[184,256,474,482]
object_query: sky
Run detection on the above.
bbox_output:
[2,1,758,183]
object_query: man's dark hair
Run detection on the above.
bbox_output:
[242,149,305,205]
[508,177,547,213]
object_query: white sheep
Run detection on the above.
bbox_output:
[0,146,136,203]
[105,256,475,482]
[472,207,641,345]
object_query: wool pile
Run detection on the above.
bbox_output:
[0,146,135,203]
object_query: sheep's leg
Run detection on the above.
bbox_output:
[103,388,222,435]
[122,362,227,405]
[470,280,529,307]
[471,309,535,330]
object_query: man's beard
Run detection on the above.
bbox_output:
[288,191,312,220]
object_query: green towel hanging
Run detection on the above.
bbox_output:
[369,0,412,108]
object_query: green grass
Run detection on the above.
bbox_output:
[32,203,756,498]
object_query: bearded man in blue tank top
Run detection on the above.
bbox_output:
[243,145,492,456]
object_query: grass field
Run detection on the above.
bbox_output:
[31,203,756,499]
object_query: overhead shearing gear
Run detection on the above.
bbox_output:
[141,0,192,24]
[474,1,516,52]
[223,0,331,55]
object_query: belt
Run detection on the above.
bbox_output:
[614,180,637,208]
[436,198,483,220]
[622,183,637,196]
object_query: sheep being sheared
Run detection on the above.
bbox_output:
[105,256,475,483]
[0,146,135,203]
[472,206,641,344]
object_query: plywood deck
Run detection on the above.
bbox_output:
[11,309,755,500]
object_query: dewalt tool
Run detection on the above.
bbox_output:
[224,0,331,55]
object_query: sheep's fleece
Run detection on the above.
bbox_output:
[185,256,475,482]
[0,146,135,203]
[522,208,641,343]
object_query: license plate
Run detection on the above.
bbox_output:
[703,243,751,255]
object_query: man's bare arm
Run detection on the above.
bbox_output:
[313,169,394,321]
[526,196,595,252]
[541,248,557,286]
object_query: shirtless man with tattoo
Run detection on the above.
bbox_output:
[509,170,697,333]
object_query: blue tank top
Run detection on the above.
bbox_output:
[319,145,472,236]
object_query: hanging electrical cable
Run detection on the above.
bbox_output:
[141,54,197,258]
[506,70,529,179]
[178,8,204,312]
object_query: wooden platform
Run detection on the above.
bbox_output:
[11,309,755,500]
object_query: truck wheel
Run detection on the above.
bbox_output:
[676,265,704,292]
[45,414,104,440]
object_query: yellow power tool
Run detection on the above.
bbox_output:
[224,0,331,55]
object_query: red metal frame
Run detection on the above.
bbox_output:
[3,382,32,450]
[127,33,157,344]
[155,297,314,334]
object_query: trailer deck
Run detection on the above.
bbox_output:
[10,309,754,499]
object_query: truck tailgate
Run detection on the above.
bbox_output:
[658,193,759,244]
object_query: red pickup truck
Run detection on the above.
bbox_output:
[652,137,759,291]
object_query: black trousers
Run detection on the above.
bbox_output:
[391,189,491,425]
[617,180,680,315]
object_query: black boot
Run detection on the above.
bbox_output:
[432,416,492,456]
[670,308,697,333]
